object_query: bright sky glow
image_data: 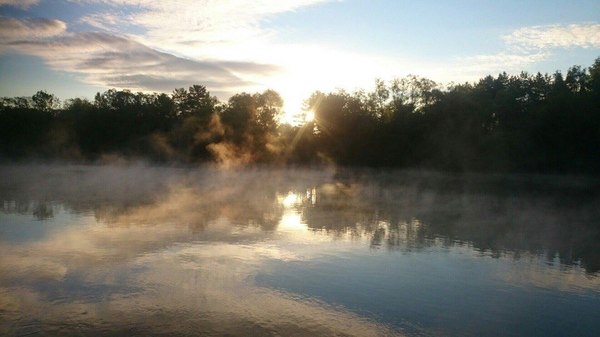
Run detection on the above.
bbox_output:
[1,0,599,119]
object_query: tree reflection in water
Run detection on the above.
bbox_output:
[2,165,598,273]
[1,165,600,336]
[0,166,600,273]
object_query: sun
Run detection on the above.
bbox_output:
[280,92,315,126]
[304,110,314,122]
[280,107,314,126]
[280,93,306,126]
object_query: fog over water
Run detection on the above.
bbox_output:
[1,164,599,336]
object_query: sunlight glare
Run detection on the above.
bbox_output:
[280,93,305,126]
[278,211,306,232]
[279,192,301,208]
[277,192,308,232]
[305,110,314,122]
[268,45,392,126]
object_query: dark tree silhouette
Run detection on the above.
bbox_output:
[0,57,599,174]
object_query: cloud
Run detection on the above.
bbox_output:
[504,23,600,50]
[0,1,304,96]
[0,17,67,42]
[76,0,331,59]
[0,0,39,9]
[5,28,280,93]
[454,52,549,77]
[78,12,134,33]
[449,23,600,80]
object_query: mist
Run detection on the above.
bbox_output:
[2,164,599,271]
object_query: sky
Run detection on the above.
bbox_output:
[0,0,599,117]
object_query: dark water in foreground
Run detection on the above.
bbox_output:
[1,164,599,336]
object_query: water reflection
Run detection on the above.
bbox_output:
[1,164,600,336]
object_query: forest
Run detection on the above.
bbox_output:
[1,57,599,174]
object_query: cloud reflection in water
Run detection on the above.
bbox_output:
[1,164,599,336]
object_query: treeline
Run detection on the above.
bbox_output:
[1,58,599,173]
[302,58,600,173]
[0,86,285,167]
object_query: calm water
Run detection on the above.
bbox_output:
[1,164,600,336]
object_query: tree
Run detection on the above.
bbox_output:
[32,91,57,112]
[565,65,588,93]
[172,85,218,120]
[254,89,283,133]
[589,58,600,106]
[390,75,438,111]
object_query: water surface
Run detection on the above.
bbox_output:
[1,164,599,336]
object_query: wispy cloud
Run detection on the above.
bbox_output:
[450,23,600,80]
[77,0,331,59]
[0,17,67,42]
[5,28,278,93]
[79,12,134,33]
[0,0,39,9]
[452,52,549,79]
[504,23,600,50]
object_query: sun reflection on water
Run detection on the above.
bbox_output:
[277,192,307,232]
[279,191,301,208]
[278,212,305,232]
